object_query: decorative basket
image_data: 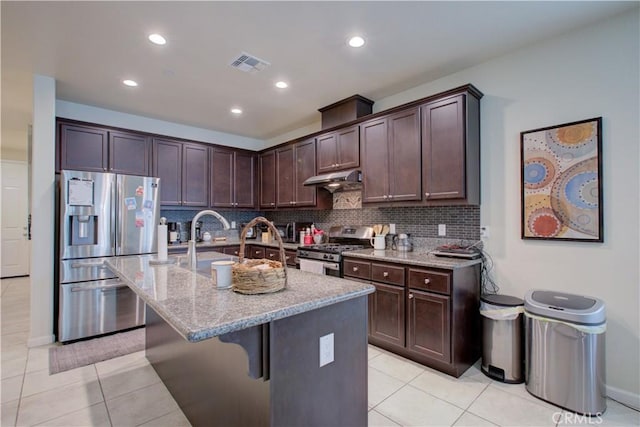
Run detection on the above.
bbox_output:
[232,217,287,294]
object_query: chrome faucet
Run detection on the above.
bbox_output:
[187,210,231,268]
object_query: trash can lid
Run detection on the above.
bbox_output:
[524,290,605,325]
[481,294,524,307]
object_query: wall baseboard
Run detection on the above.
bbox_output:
[607,385,640,411]
[28,334,55,348]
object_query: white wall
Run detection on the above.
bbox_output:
[347,11,640,403]
[29,75,56,346]
[56,101,265,151]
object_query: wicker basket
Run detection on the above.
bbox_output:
[232,217,287,294]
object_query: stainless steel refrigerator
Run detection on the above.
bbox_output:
[58,170,160,342]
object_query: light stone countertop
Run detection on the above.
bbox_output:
[106,253,374,343]
[342,248,482,269]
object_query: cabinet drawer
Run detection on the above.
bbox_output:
[265,247,295,266]
[371,262,405,286]
[343,259,371,280]
[407,268,451,295]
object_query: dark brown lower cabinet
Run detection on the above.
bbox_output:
[265,248,297,267]
[407,290,451,363]
[344,256,480,377]
[369,283,405,348]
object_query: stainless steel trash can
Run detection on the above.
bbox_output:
[524,290,606,416]
[480,294,525,383]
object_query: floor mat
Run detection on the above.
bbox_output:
[49,328,145,374]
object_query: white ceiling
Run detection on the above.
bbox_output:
[1,1,635,150]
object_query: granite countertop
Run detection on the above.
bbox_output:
[168,239,300,251]
[106,253,374,343]
[342,248,482,269]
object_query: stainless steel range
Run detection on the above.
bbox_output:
[297,225,373,277]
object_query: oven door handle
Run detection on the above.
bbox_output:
[323,263,340,271]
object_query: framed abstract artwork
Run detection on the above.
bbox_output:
[521,117,603,242]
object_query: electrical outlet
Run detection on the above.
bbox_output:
[438,224,446,236]
[319,333,334,367]
[480,226,490,238]
[389,223,396,234]
[231,221,237,229]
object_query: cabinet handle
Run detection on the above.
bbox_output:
[383,271,389,277]
[285,256,291,260]
[425,192,430,197]
[424,278,431,285]
[409,293,414,299]
[382,195,388,199]
[388,195,393,199]
[234,251,239,255]
[269,253,275,258]
[271,203,275,206]
[353,266,359,272]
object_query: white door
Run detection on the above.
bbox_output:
[1,160,30,277]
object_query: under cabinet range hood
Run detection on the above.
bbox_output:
[303,169,362,193]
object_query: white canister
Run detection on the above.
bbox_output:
[211,260,234,289]
[370,235,386,250]
[299,231,306,246]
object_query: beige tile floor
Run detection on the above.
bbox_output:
[2,276,639,426]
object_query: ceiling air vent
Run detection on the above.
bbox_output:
[229,52,270,73]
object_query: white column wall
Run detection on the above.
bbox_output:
[29,75,56,346]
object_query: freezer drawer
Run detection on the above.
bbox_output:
[59,258,118,284]
[59,279,145,342]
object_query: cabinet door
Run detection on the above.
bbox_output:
[182,143,209,207]
[259,150,277,209]
[152,138,182,206]
[316,132,339,174]
[407,290,451,363]
[276,146,294,207]
[360,118,389,203]
[59,124,108,172]
[335,125,360,170]
[234,151,257,209]
[388,108,421,201]
[421,95,465,200]
[293,138,316,206]
[109,131,150,176]
[370,282,405,348]
[210,147,234,208]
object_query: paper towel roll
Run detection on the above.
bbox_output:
[158,224,168,261]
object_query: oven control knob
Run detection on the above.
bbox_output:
[323,254,329,260]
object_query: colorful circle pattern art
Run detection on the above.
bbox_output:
[522,119,600,240]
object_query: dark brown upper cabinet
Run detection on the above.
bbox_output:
[421,91,480,205]
[108,131,151,176]
[316,125,360,174]
[153,138,209,207]
[360,108,421,204]
[58,122,150,176]
[210,147,256,209]
[276,138,317,208]
[259,150,277,209]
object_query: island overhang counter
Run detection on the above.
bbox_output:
[106,253,375,427]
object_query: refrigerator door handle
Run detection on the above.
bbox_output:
[113,175,119,256]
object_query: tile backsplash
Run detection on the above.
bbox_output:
[161,193,480,242]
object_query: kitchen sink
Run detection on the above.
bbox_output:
[178,257,235,279]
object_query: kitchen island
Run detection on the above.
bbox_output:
[106,253,374,427]
[107,252,374,426]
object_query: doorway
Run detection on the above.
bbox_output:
[1,160,30,277]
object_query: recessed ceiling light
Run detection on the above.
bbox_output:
[122,79,138,87]
[148,33,166,45]
[231,108,243,115]
[348,36,366,48]
[275,81,289,89]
